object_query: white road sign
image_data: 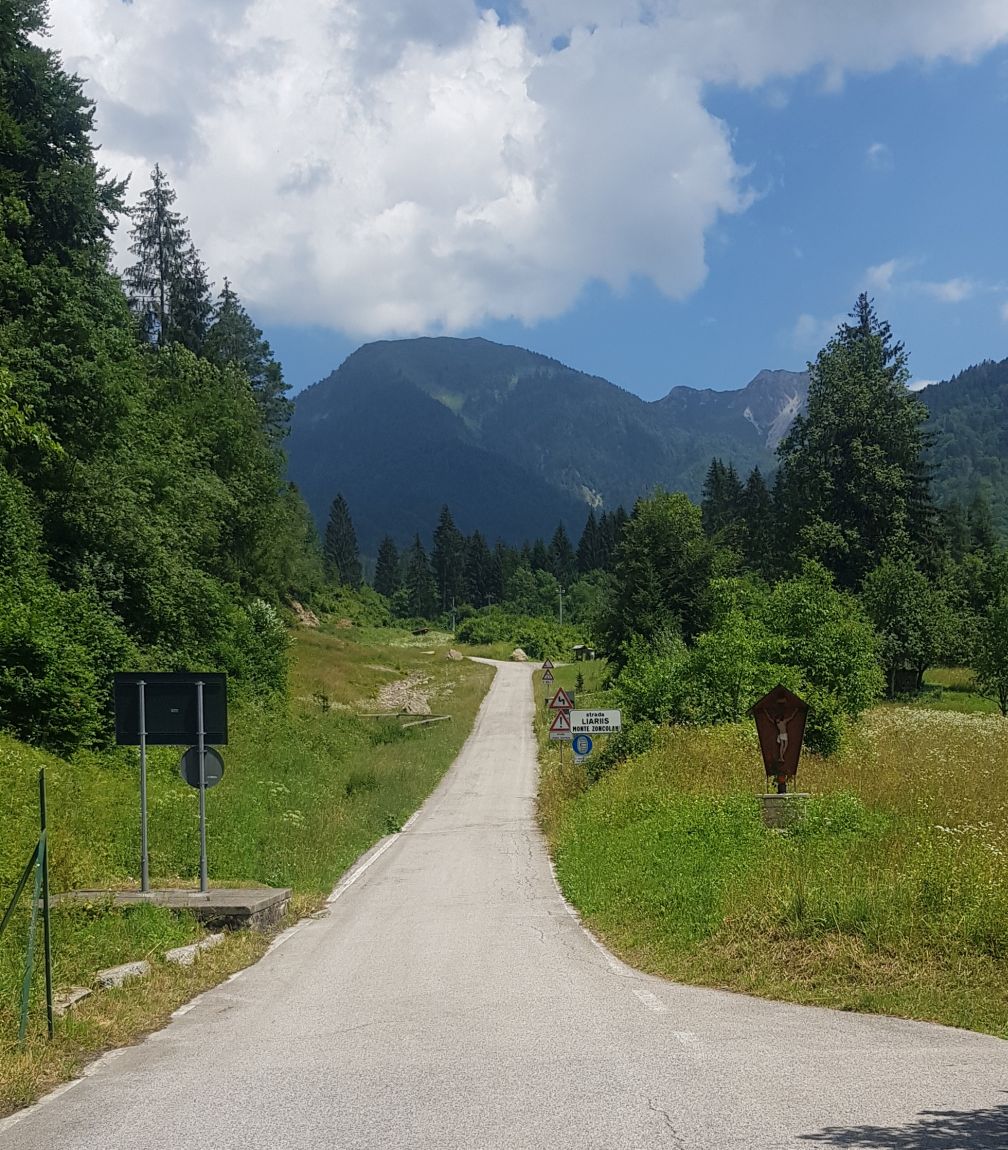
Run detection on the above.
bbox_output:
[570,710,622,735]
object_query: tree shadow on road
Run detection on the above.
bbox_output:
[800,1100,1008,1149]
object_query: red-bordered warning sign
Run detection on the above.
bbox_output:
[549,709,572,740]
[549,687,574,710]
[542,669,555,685]
[542,659,555,671]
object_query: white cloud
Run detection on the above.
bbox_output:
[917,277,976,303]
[999,300,1008,323]
[907,378,937,392]
[789,311,845,353]
[865,258,899,292]
[42,1,1008,334]
[866,141,894,170]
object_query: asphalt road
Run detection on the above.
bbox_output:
[4,660,1006,1149]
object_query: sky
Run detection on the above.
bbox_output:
[45,1,1008,400]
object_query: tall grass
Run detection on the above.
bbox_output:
[540,703,1008,1036]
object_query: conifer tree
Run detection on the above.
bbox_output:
[324,493,362,587]
[374,535,401,598]
[464,530,492,606]
[124,165,212,350]
[403,534,437,617]
[777,294,936,587]
[740,466,774,576]
[432,505,465,610]
[530,538,549,572]
[204,279,293,442]
[577,508,603,573]
[548,522,577,586]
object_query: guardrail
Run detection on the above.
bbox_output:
[0,769,53,1045]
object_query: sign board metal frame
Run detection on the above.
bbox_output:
[112,672,228,894]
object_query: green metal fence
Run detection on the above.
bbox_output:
[0,769,53,1045]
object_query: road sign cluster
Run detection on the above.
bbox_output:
[542,660,620,763]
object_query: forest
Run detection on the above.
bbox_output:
[0,4,324,755]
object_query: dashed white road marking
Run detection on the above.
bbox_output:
[632,986,669,1014]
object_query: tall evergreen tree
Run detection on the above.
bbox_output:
[701,459,744,537]
[373,535,401,598]
[324,493,362,587]
[431,504,465,610]
[740,466,774,576]
[968,492,997,553]
[530,537,549,572]
[463,530,493,606]
[204,279,292,442]
[403,533,437,618]
[776,294,936,588]
[123,164,191,346]
[548,522,577,586]
[577,509,603,573]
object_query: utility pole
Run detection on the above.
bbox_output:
[559,585,564,626]
[450,596,456,632]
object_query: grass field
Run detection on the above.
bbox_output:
[0,622,493,1114]
[538,663,1008,1037]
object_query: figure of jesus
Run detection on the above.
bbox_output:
[775,710,797,759]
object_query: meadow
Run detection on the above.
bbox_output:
[538,665,1008,1037]
[0,623,493,1113]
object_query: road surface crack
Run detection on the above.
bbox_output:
[648,1098,686,1147]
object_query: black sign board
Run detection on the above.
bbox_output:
[113,673,228,746]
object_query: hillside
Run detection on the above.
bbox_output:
[922,357,1008,533]
[287,337,808,549]
[287,338,1008,549]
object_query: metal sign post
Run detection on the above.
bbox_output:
[196,680,208,894]
[137,680,149,893]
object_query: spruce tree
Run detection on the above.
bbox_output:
[374,535,401,598]
[204,279,292,442]
[777,294,935,587]
[324,493,362,587]
[577,509,603,573]
[431,505,465,610]
[548,523,577,586]
[740,466,774,576]
[403,534,437,618]
[464,530,492,606]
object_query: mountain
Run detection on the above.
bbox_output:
[287,337,807,551]
[921,357,1008,532]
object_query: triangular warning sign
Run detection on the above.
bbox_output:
[549,687,573,710]
[542,659,554,671]
[549,709,571,734]
[542,669,555,684]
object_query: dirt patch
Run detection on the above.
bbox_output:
[374,673,432,715]
[289,599,320,628]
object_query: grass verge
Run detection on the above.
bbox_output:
[1,622,493,1114]
[538,663,1008,1038]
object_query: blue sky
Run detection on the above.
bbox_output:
[47,2,1008,401]
[266,46,1008,400]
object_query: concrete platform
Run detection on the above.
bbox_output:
[55,887,291,931]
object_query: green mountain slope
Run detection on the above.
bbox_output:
[922,357,1008,532]
[287,337,1008,550]
[288,337,807,549]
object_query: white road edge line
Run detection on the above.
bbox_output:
[326,833,400,906]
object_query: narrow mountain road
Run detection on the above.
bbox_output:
[4,661,1005,1149]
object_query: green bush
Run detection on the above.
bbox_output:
[0,577,137,755]
[588,720,655,780]
[609,566,882,756]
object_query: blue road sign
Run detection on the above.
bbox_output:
[572,734,593,757]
